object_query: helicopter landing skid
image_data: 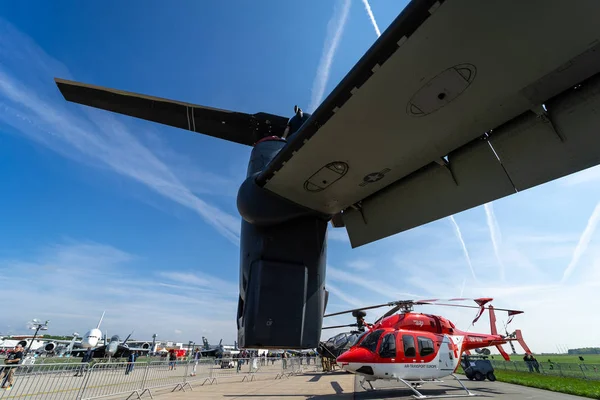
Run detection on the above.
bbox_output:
[397,374,477,399]
[360,375,477,399]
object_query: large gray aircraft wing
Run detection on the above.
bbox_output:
[54,78,289,146]
[256,0,600,247]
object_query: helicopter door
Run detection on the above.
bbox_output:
[438,335,455,372]
[378,333,397,361]
[399,334,417,363]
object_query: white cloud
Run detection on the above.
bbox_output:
[0,241,238,344]
[347,260,373,271]
[484,203,505,281]
[562,201,600,283]
[0,18,240,245]
[327,228,350,243]
[309,0,352,112]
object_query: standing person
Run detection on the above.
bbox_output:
[523,354,533,372]
[168,350,177,371]
[191,349,200,376]
[74,348,93,377]
[1,344,24,390]
[530,354,540,373]
[125,352,136,375]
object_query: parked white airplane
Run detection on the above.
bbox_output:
[36,312,105,354]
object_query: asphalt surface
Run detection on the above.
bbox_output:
[353,374,591,399]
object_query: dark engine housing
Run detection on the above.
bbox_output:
[236,139,329,349]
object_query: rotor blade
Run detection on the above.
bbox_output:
[54,78,288,146]
[323,302,397,318]
[374,304,402,324]
[322,324,358,330]
[421,302,524,314]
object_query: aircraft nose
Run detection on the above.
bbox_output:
[336,347,371,364]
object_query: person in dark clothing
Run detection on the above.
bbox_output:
[1,344,23,389]
[125,352,136,375]
[74,348,93,377]
[523,354,534,372]
[282,105,310,140]
[168,350,177,370]
[530,354,540,373]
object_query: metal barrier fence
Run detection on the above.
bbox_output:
[491,360,600,381]
[0,357,323,399]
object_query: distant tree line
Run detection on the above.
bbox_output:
[568,348,600,354]
[38,335,74,341]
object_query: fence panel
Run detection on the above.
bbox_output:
[490,360,600,381]
[78,361,149,400]
[0,362,84,400]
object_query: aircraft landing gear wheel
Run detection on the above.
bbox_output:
[487,372,496,381]
[474,372,485,381]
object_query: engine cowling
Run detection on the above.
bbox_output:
[141,343,150,349]
[44,342,56,352]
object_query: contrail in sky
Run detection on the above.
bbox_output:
[0,18,241,245]
[562,201,600,283]
[449,216,477,280]
[484,203,505,280]
[361,0,381,37]
[309,0,352,112]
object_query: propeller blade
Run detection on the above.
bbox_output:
[54,78,288,147]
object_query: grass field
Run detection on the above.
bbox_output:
[493,369,600,399]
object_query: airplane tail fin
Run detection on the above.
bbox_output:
[123,330,134,345]
[96,311,106,329]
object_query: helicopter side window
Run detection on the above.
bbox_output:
[379,333,397,358]
[402,335,416,358]
[417,336,435,357]
[359,329,384,353]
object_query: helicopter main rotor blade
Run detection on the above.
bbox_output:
[374,304,402,325]
[323,301,401,318]
[322,324,358,330]
[420,302,524,314]
[54,78,288,147]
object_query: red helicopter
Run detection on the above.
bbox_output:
[322,298,532,398]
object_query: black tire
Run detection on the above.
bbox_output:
[487,372,496,381]
[474,372,485,381]
[465,372,474,380]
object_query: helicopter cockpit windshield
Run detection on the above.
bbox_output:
[358,329,384,353]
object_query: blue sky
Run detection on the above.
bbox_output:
[1,0,600,353]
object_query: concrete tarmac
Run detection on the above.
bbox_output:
[156,372,592,400]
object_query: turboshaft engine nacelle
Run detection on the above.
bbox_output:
[236,138,329,349]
